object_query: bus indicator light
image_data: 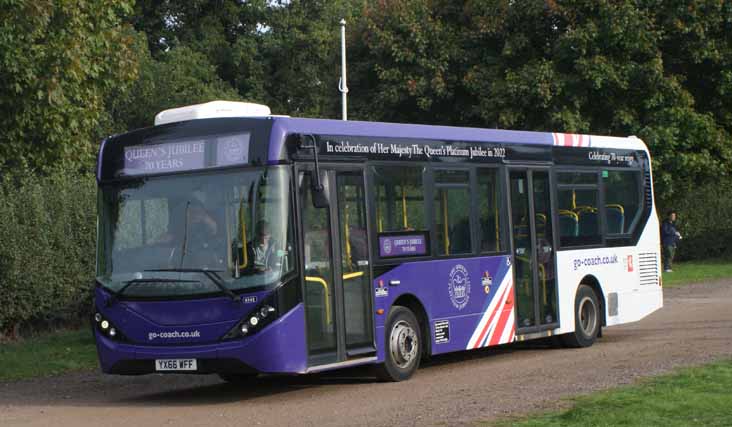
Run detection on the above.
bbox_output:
[376,309,384,315]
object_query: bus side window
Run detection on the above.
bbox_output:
[433,169,471,256]
[373,166,426,233]
[603,170,641,234]
[477,168,504,253]
[557,172,600,246]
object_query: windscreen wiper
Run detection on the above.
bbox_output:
[107,277,200,306]
[145,268,240,303]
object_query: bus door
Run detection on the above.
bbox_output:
[508,169,559,331]
[297,167,375,366]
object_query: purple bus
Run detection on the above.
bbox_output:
[93,101,662,381]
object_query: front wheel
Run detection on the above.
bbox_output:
[560,284,601,348]
[374,306,421,382]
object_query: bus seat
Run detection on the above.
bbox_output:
[605,204,625,234]
[558,210,579,237]
[574,205,595,213]
[578,210,598,236]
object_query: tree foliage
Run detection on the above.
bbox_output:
[349,0,732,200]
[0,0,139,172]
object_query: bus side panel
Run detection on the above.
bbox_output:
[554,219,663,335]
[372,254,515,358]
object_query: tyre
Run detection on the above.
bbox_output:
[560,284,601,348]
[374,306,421,382]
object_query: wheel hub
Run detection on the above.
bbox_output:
[578,296,597,336]
[390,320,418,368]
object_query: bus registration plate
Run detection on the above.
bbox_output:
[155,359,197,371]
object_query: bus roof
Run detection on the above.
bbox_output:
[268,116,647,163]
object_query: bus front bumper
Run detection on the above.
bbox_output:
[94,304,308,375]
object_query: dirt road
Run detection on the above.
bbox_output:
[2,280,731,427]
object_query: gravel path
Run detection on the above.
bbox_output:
[1,280,731,427]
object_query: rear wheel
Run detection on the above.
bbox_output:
[374,306,421,382]
[560,284,601,348]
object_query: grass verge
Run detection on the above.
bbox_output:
[0,329,97,381]
[663,258,732,288]
[491,359,732,427]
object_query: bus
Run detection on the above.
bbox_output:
[93,101,663,381]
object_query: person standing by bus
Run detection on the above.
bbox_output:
[661,210,682,272]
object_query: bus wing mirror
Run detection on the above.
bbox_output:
[311,170,330,208]
[299,134,330,208]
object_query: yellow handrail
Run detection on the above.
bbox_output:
[344,206,352,271]
[239,197,248,268]
[305,276,330,324]
[343,271,364,280]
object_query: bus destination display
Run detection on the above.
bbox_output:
[122,133,250,176]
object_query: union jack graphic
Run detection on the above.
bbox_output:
[466,269,516,349]
[552,132,591,147]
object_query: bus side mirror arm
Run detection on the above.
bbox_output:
[299,134,330,208]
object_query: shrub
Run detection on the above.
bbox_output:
[658,179,732,261]
[0,170,96,337]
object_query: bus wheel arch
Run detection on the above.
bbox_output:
[579,274,606,331]
[373,294,430,382]
[392,294,431,360]
[560,276,605,348]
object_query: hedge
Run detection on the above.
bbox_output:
[0,171,96,337]
[660,179,732,261]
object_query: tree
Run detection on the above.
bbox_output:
[0,0,139,172]
[108,41,242,132]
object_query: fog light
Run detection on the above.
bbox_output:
[249,316,259,326]
[240,324,249,335]
[109,328,117,337]
[100,320,110,330]
[94,313,102,322]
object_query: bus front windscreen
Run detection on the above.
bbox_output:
[97,166,294,298]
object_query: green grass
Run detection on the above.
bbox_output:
[662,258,732,288]
[492,360,732,427]
[0,329,98,381]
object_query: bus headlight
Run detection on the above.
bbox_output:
[92,310,128,342]
[222,300,278,341]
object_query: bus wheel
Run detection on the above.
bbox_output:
[374,306,421,382]
[561,284,600,348]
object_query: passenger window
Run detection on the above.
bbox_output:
[434,170,471,256]
[603,170,641,234]
[373,166,426,232]
[557,172,600,246]
[477,168,503,252]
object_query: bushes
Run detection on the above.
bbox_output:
[658,179,732,261]
[0,170,96,337]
